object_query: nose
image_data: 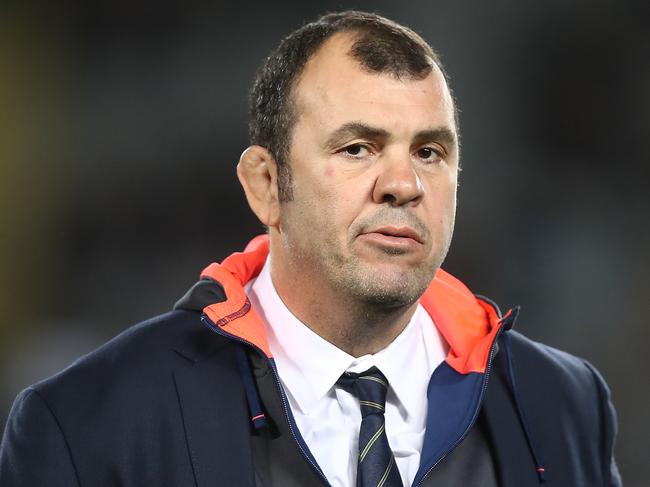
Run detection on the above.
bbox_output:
[372,153,424,206]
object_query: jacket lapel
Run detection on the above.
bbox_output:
[173,340,255,487]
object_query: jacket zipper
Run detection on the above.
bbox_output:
[414,324,506,487]
[201,315,331,487]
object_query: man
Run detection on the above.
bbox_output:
[0,11,621,487]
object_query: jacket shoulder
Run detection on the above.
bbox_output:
[497,330,621,486]
[26,309,232,418]
[503,330,615,414]
[506,330,597,384]
[2,311,246,485]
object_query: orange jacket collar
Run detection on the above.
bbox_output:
[201,235,503,375]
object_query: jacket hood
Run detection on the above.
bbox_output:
[176,234,507,376]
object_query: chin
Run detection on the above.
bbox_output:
[358,284,424,309]
[346,265,433,309]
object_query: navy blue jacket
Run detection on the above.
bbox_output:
[0,238,621,486]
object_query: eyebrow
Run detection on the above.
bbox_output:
[412,127,457,149]
[323,121,457,151]
[323,122,389,151]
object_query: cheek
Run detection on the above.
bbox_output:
[424,177,457,229]
[445,179,458,214]
[317,185,364,237]
[298,163,371,233]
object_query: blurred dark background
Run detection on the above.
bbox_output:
[1,0,648,484]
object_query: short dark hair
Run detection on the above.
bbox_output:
[249,10,453,201]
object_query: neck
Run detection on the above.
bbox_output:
[269,251,419,358]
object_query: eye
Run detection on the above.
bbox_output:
[342,143,372,158]
[416,146,443,164]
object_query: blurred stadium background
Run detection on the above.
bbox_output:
[1,1,648,484]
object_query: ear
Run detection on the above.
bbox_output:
[237,145,281,227]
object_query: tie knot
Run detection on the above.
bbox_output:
[338,366,390,417]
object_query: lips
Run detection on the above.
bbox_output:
[363,226,423,244]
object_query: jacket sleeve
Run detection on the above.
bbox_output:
[582,360,623,487]
[0,387,80,487]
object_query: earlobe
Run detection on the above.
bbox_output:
[237,145,281,227]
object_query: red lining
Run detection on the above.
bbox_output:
[420,271,503,374]
[201,237,272,358]
[201,235,502,373]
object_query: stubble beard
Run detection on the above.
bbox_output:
[278,182,455,322]
[282,210,450,313]
[333,211,450,310]
[317,237,442,311]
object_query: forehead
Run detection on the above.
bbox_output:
[292,33,456,134]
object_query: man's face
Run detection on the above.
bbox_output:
[276,33,459,308]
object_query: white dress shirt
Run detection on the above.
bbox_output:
[247,258,448,487]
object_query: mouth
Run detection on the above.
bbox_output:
[358,225,424,249]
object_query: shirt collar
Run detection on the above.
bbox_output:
[365,306,433,419]
[247,257,439,419]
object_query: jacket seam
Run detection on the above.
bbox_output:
[172,372,201,487]
[28,387,82,487]
[581,359,614,486]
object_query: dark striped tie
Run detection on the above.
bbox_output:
[338,367,403,487]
